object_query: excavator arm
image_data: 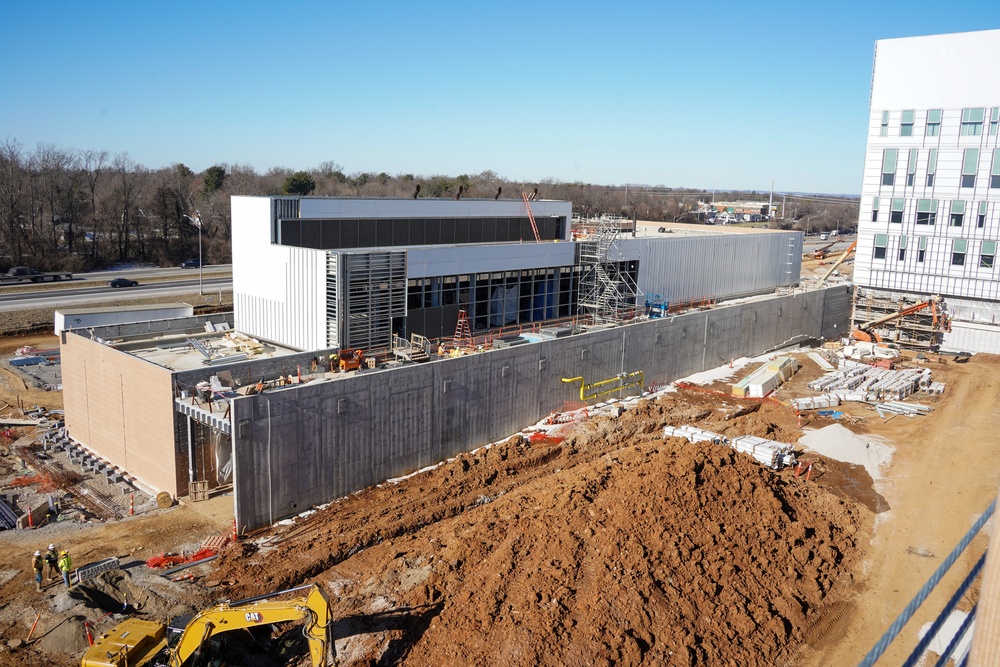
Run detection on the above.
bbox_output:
[169,584,334,666]
[82,584,335,667]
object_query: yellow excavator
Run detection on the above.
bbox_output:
[80,583,335,667]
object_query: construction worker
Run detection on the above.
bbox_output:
[32,551,44,591]
[44,544,59,581]
[58,550,72,587]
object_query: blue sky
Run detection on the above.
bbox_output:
[3,2,1000,194]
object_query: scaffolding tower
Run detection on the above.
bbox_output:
[576,217,642,324]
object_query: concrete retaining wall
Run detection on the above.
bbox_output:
[231,286,851,530]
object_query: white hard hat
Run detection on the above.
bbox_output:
[48,544,55,550]
[34,550,41,556]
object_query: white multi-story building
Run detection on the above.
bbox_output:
[854,29,1000,353]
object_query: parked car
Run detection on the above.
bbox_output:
[109,278,139,288]
[180,258,202,268]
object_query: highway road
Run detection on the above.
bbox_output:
[0,275,232,312]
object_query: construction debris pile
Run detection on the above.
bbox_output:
[1,406,152,531]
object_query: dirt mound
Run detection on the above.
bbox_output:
[70,569,171,616]
[214,392,864,666]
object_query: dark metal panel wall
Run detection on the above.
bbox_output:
[232,286,852,531]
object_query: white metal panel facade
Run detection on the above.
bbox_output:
[232,197,327,350]
[54,304,194,335]
[620,233,802,304]
[855,29,1000,351]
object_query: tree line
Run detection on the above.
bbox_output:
[0,137,856,272]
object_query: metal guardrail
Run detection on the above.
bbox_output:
[859,499,995,667]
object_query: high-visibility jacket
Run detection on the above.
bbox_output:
[32,555,43,572]
[58,553,72,572]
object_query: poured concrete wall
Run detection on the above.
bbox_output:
[232,286,851,530]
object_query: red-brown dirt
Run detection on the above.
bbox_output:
[212,398,866,666]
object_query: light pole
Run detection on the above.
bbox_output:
[197,214,203,296]
[183,211,204,295]
[806,214,820,236]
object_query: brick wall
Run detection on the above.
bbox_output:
[60,332,178,495]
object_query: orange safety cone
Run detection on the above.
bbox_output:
[84,622,94,646]
[27,505,33,528]
[232,517,238,542]
[806,463,814,481]
[795,461,804,477]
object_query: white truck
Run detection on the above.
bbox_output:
[0,266,73,283]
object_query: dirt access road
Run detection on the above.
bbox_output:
[1,331,997,665]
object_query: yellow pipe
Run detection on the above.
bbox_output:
[561,371,645,402]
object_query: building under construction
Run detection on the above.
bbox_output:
[59,195,850,532]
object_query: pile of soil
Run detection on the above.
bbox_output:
[214,395,867,666]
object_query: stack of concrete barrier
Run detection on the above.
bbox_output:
[731,435,796,470]
[791,393,841,411]
[733,356,798,398]
[664,425,795,470]
[662,425,728,445]
[806,361,929,402]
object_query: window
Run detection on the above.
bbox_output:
[951,200,965,227]
[900,110,914,136]
[882,149,897,186]
[915,199,936,225]
[871,196,880,222]
[992,108,999,136]
[961,108,985,136]
[926,109,942,136]
[918,236,927,263]
[898,235,907,261]
[992,149,1000,188]
[891,198,905,223]
[880,110,889,137]
[927,148,937,187]
[874,234,888,260]
[952,238,967,266]
[907,149,917,186]
[962,149,979,188]
[979,201,988,228]
[981,240,996,269]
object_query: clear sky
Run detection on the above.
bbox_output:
[3,1,1000,194]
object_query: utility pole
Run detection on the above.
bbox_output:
[769,181,774,221]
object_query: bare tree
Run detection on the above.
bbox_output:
[0,138,29,265]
